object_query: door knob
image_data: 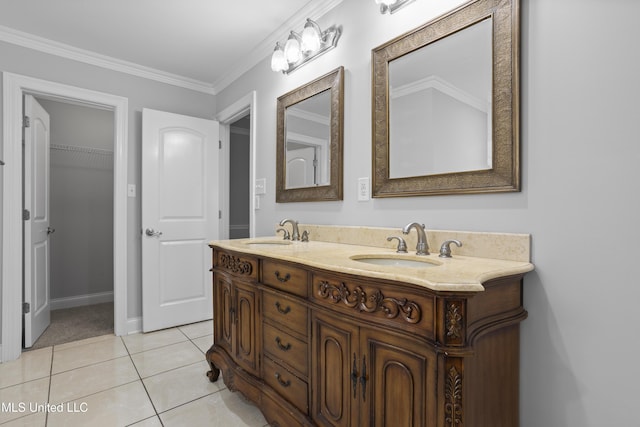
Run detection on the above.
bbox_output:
[145,228,163,237]
[47,227,55,235]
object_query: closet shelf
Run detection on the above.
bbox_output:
[51,144,113,156]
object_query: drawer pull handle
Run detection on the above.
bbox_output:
[275,302,291,314]
[274,372,291,388]
[351,353,358,399]
[274,271,291,283]
[275,336,292,351]
[360,355,368,402]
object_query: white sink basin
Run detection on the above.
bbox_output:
[350,256,439,268]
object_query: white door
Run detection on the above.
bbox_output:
[23,95,51,347]
[286,146,315,188]
[142,108,219,332]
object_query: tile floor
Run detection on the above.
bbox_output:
[0,321,269,426]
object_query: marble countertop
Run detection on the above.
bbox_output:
[210,236,534,293]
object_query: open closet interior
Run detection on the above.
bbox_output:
[28,98,115,349]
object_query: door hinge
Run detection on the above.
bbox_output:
[23,116,31,128]
[219,140,222,149]
[23,209,30,221]
[23,302,30,314]
[218,210,222,219]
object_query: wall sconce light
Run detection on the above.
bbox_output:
[271,18,341,74]
[375,0,416,14]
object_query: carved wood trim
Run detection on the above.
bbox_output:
[446,301,464,340]
[444,365,463,427]
[219,254,253,275]
[317,280,421,324]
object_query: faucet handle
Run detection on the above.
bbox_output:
[276,228,290,240]
[387,236,408,253]
[301,230,310,242]
[439,239,462,258]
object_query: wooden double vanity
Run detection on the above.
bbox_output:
[205,225,533,426]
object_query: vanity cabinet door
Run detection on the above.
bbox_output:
[359,329,437,427]
[311,311,359,427]
[212,272,260,376]
[213,274,233,354]
[233,280,259,376]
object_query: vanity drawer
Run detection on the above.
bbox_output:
[311,273,436,341]
[262,260,308,298]
[262,290,308,336]
[263,322,308,377]
[263,355,308,414]
[213,249,258,281]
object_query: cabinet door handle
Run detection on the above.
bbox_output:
[275,301,291,314]
[351,353,358,399]
[275,336,292,351]
[274,372,291,388]
[360,355,367,402]
[274,271,291,283]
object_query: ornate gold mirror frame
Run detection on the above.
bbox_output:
[276,66,344,202]
[371,0,520,197]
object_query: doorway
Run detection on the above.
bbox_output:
[216,91,257,240]
[2,73,128,362]
[25,98,115,349]
[229,114,251,239]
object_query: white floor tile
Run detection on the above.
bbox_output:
[178,320,213,339]
[191,334,213,354]
[0,347,52,389]
[49,355,139,404]
[143,360,224,413]
[129,416,164,427]
[131,341,204,378]
[51,335,128,374]
[122,328,188,354]
[0,378,50,424]
[0,411,47,426]
[159,389,268,427]
[47,381,156,427]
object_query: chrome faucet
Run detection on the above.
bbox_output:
[279,218,300,241]
[402,222,429,255]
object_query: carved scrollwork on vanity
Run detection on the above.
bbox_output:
[317,279,421,324]
[219,253,254,275]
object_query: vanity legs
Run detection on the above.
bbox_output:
[205,346,220,382]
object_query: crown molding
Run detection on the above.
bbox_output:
[0,25,217,94]
[0,0,344,96]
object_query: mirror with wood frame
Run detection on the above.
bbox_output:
[371,0,520,197]
[277,66,344,202]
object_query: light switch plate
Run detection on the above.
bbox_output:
[357,177,370,201]
[255,178,266,195]
[127,184,136,198]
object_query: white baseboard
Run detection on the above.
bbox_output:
[126,317,142,335]
[50,291,114,311]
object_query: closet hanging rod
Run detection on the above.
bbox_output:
[50,144,113,156]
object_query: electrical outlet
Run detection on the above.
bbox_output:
[357,177,370,201]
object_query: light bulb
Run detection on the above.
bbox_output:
[284,32,301,64]
[301,19,321,53]
[271,43,287,72]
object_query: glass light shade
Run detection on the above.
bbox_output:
[284,33,302,64]
[301,20,321,53]
[376,0,398,4]
[271,46,287,72]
